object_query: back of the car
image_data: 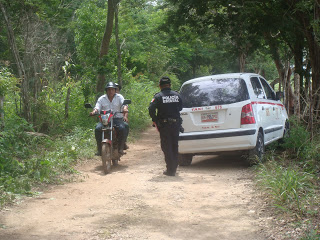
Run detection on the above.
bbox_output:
[178,74,258,155]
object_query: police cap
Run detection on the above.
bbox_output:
[159,76,171,86]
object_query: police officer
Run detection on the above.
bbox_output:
[148,77,183,176]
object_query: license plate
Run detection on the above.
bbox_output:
[201,112,218,122]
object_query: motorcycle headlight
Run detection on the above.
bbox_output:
[101,113,110,125]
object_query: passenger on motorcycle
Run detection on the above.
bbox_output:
[90,82,129,156]
[115,83,129,150]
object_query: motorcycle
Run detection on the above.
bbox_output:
[85,99,131,174]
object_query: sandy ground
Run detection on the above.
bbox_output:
[0,127,277,240]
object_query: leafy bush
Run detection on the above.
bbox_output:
[0,67,19,97]
[30,81,94,135]
[279,118,320,175]
[0,125,95,207]
[122,80,158,131]
[280,118,312,159]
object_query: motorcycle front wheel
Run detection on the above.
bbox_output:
[101,143,111,174]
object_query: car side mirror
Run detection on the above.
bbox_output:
[84,103,93,108]
[123,99,131,105]
[276,91,283,101]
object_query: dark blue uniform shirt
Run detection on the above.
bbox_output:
[148,87,183,122]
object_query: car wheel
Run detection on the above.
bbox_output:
[178,154,193,166]
[248,132,264,164]
[284,120,290,138]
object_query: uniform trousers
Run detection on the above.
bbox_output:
[159,122,180,174]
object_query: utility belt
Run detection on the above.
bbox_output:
[159,118,179,123]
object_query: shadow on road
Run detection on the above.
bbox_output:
[181,154,251,171]
[91,162,129,176]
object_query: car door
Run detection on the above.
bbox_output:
[259,77,283,141]
[249,76,273,143]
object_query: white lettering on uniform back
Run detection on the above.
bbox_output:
[162,96,179,103]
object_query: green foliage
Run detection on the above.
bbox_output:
[300,228,320,240]
[245,48,279,80]
[280,118,320,164]
[118,2,177,82]
[73,0,106,68]
[120,75,158,133]
[0,125,95,207]
[0,67,19,96]
[28,80,95,134]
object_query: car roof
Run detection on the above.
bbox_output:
[181,73,260,86]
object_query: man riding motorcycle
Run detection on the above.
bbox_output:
[90,82,129,156]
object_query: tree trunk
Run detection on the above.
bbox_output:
[264,32,285,90]
[115,2,122,86]
[284,61,294,115]
[65,87,71,119]
[239,52,245,73]
[293,73,300,120]
[294,1,320,135]
[96,0,118,95]
[303,21,320,120]
[292,32,305,107]
[308,76,313,139]
[0,2,30,121]
[0,96,4,130]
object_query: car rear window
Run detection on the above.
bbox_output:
[180,78,249,108]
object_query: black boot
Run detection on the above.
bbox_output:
[118,141,126,155]
[124,142,129,150]
[96,142,102,156]
[163,170,175,176]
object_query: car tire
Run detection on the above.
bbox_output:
[248,132,264,164]
[178,154,193,166]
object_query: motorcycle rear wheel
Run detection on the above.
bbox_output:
[101,143,111,174]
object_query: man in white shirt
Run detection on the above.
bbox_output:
[90,82,128,156]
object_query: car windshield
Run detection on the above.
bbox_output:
[180,78,249,108]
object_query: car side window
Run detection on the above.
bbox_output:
[259,77,276,100]
[250,77,265,99]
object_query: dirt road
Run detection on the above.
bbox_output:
[0,127,274,240]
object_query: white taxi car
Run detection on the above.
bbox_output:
[178,73,289,165]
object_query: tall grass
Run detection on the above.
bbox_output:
[254,118,320,239]
[256,159,316,214]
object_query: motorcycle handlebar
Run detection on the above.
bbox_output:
[89,110,125,117]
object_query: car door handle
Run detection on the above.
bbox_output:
[262,106,265,110]
[273,107,275,111]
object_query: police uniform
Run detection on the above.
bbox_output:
[148,77,183,176]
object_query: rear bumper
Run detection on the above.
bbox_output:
[178,129,257,154]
